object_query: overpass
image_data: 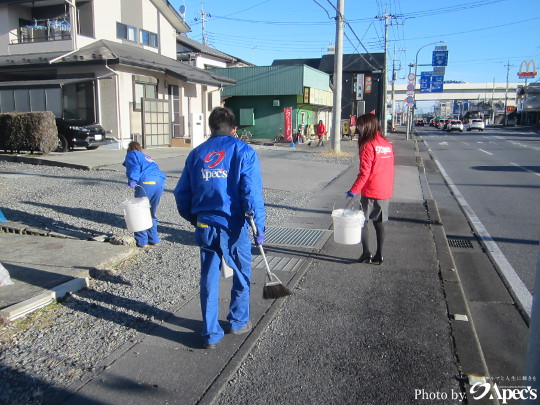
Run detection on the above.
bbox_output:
[391,82,521,105]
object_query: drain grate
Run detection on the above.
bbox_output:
[252,255,304,272]
[447,238,474,249]
[262,227,331,248]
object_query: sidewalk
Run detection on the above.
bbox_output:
[0,133,516,404]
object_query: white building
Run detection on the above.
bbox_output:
[0,0,236,149]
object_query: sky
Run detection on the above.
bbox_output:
[170,0,539,111]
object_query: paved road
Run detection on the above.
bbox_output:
[418,125,540,293]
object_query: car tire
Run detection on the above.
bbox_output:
[55,134,69,152]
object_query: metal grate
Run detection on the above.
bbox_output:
[447,238,474,249]
[262,227,331,248]
[252,256,303,272]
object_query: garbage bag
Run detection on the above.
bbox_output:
[0,262,14,286]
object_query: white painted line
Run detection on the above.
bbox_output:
[479,149,493,156]
[433,159,533,319]
[510,162,540,177]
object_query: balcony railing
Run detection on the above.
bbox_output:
[10,18,72,45]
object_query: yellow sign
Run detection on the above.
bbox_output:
[341,120,350,134]
[308,88,333,106]
[518,60,537,78]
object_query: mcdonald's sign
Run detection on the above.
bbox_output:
[518,60,537,78]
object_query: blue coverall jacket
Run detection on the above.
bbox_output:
[123,150,166,246]
[174,132,265,344]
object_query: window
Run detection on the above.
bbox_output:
[140,29,158,48]
[116,22,137,42]
[63,82,96,123]
[133,76,158,111]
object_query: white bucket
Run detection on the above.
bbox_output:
[122,197,153,232]
[332,208,365,245]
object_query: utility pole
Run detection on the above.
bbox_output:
[195,4,211,45]
[491,77,495,125]
[376,9,396,137]
[503,60,512,126]
[331,0,344,153]
[391,44,397,132]
[382,8,389,137]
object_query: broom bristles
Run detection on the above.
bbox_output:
[263,283,292,299]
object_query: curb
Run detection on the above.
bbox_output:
[0,277,89,323]
[0,154,91,171]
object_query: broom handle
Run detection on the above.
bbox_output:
[246,214,273,279]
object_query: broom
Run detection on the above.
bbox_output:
[246,213,292,299]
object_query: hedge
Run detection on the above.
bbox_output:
[0,111,59,155]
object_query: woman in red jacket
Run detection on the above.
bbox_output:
[346,113,394,265]
[316,120,326,147]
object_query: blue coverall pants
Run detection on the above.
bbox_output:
[134,179,165,247]
[195,223,252,345]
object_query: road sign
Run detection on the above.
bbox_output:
[431,75,444,92]
[407,73,416,81]
[419,72,432,93]
[435,45,447,51]
[432,51,448,67]
[420,77,431,93]
[405,96,414,104]
[407,84,415,91]
[433,66,446,76]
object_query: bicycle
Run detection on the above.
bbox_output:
[236,129,252,142]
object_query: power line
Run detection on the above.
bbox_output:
[402,16,540,42]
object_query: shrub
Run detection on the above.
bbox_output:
[0,112,59,155]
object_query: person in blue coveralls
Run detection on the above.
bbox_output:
[174,107,266,350]
[123,141,166,248]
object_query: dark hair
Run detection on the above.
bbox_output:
[356,113,381,149]
[209,107,235,133]
[127,141,143,152]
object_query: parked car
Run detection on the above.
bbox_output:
[414,119,425,126]
[446,120,464,132]
[467,119,485,132]
[55,120,109,151]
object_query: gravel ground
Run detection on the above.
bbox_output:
[0,143,357,405]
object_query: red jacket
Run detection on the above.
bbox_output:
[316,123,326,136]
[350,133,394,199]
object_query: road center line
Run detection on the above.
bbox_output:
[510,162,540,177]
[479,149,493,156]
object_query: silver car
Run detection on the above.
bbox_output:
[467,119,485,131]
[446,120,463,132]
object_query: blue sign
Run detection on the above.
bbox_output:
[419,72,432,93]
[432,51,448,67]
[431,75,444,92]
[420,77,431,93]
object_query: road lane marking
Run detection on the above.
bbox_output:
[431,157,533,319]
[510,162,540,177]
[479,149,493,155]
